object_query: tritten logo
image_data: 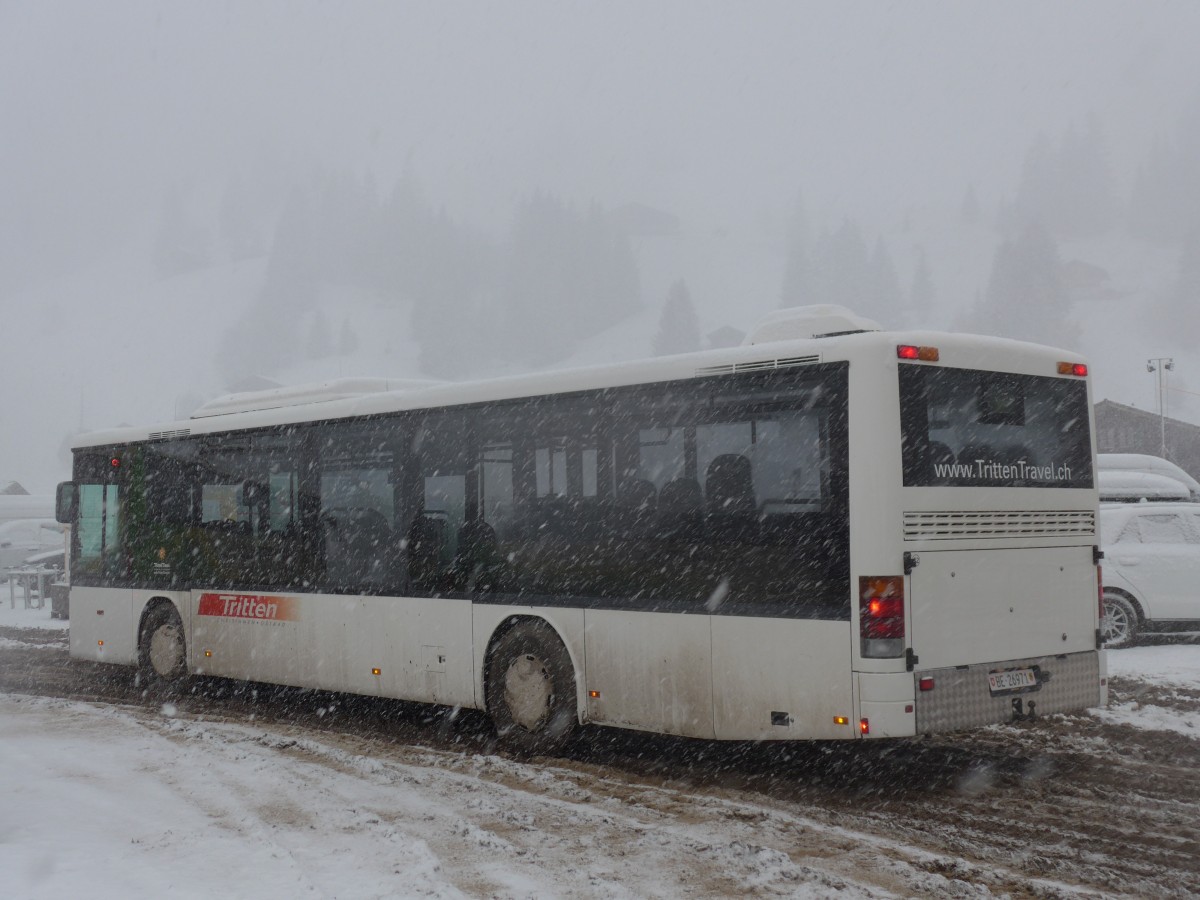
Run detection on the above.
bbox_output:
[197,593,298,621]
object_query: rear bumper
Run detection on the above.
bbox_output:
[914,650,1103,734]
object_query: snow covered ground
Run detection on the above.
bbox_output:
[2,604,1198,899]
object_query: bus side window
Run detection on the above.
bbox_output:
[318,423,398,594]
[75,481,123,579]
[407,411,471,594]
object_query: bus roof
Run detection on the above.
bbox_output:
[71,325,1087,450]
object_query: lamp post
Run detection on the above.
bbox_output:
[1147,358,1174,459]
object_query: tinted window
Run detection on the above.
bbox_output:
[317,420,402,593]
[471,366,850,619]
[72,451,125,581]
[899,365,1093,488]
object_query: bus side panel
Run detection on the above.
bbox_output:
[192,589,302,685]
[583,610,714,739]
[347,595,474,707]
[712,617,855,740]
[68,586,137,666]
[192,592,476,709]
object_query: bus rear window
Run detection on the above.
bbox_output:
[899,366,1093,488]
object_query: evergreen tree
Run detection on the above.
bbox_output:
[808,219,871,316]
[1007,119,1115,238]
[908,246,936,321]
[867,237,903,327]
[502,193,640,365]
[1128,138,1180,244]
[968,222,1077,348]
[306,308,333,359]
[338,316,360,356]
[153,185,208,278]
[216,188,312,382]
[218,171,263,262]
[779,191,810,307]
[1155,228,1200,340]
[261,188,317,312]
[1049,114,1115,237]
[1006,134,1057,234]
[653,280,701,357]
[1129,95,1200,244]
[960,185,980,225]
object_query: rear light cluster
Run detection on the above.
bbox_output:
[897,344,939,361]
[860,575,905,658]
[899,345,1088,378]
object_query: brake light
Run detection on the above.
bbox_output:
[1057,361,1088,377]
[897,344,939,362]
[860,575,905,658]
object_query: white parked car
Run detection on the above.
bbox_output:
[1099,503,1200,647]
[1097,469,1191,503]
[1098,453,1200,500]
[0,518,64,576]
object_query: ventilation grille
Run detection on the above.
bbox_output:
[697,354,820,377]
[149,428,192,441]
[903,510,1096,541]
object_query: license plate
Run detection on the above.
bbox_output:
[988,668,1037,693]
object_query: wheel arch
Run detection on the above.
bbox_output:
[137,595,189,669]
[481,613,585,726]
[1102,586,1146,623]
[138,595,184,640]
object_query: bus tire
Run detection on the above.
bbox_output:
[486,621,577,755]
[1102,592,1139,649]
[138,603,189,687]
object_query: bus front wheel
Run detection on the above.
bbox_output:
[138,604,189,687]
[486,621,577,755]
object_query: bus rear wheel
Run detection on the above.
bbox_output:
[139,604,188,687]
[1102,592,1139,648]
[486,621,577,755]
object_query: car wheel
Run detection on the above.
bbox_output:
[1102,592,1139,649]
[486,620,577,755]
[138,603,189,687]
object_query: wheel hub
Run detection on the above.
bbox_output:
[149,623,182,676]
[1104,605,1129,644]
[503,653,552,731]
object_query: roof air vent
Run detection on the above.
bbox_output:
[742,305,881,346]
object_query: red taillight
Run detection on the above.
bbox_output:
[860,576,905,640]
[897,344,939,362]
[919,676,935,692]
[859,718,870,735]
[1057,361,1088,377]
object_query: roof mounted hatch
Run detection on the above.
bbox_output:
[742,305,881,346]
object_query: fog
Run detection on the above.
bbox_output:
[3,0,1200,491]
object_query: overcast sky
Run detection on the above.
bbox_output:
[3,1,1200,491]
[4,1,1198,247]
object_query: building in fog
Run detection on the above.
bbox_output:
[1093,399,1200,480]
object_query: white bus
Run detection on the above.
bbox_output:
[57,307,1106,751]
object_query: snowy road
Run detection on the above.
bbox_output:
[2,612,1198,898]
